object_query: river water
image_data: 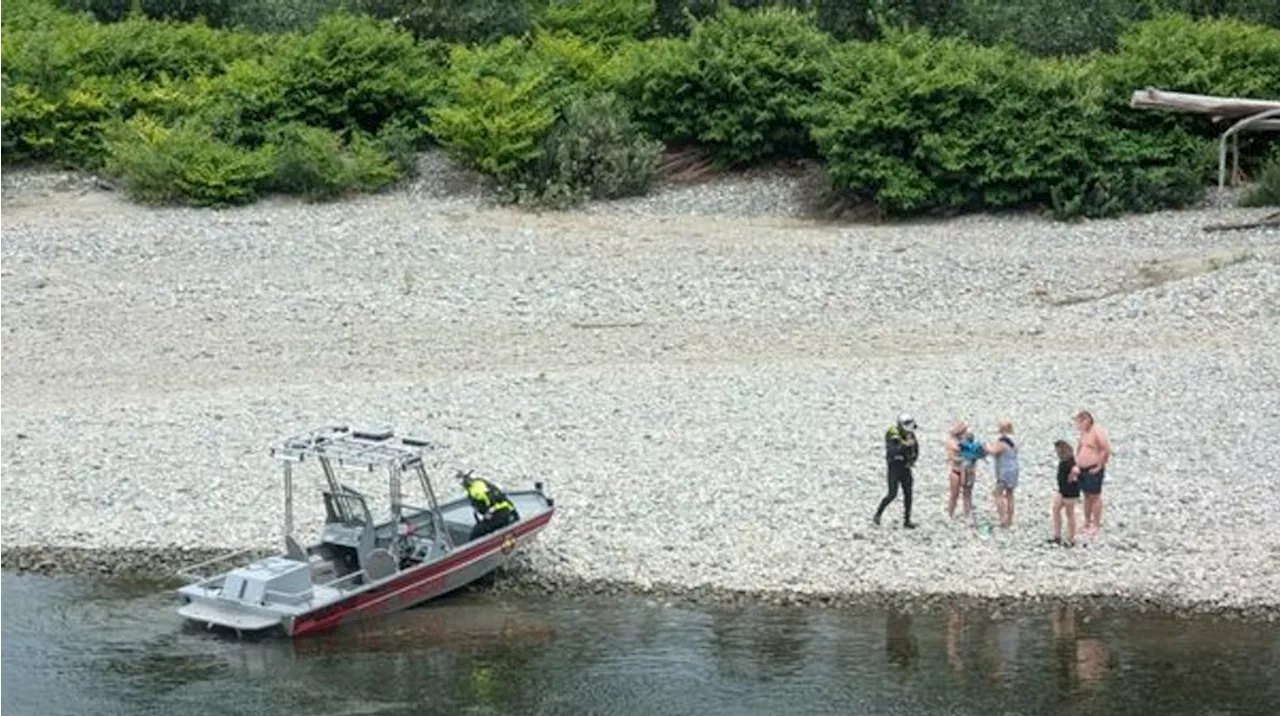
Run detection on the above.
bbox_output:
[2,573,1277,716]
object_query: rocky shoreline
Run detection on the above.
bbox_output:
[5,544,1277,622]
[3,155,1279,622]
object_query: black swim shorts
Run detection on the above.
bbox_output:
[1078,467,1105,495]
[1058,478,1081,499]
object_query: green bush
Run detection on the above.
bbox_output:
[3,55,212,165]
[103,114,273,206]
[76,15,268,81]
[1102,15,1280,116]
[59,0,238,26]
[653,0,721,36]
[264,123,400,200]
[4,0,98,94]
[225,0,349,33]
[520,93,662,205]
[358,0,530,43]
[1100,15,1280,175]
[272,13,446,138]
[814,0,877,41]
[610,8,834,167]
[429,33,610,180]
[1159,0,1280,27]
[2,81,115,164]
[958,0,1152,55]
[190,57,291,147]
[808,33,1205,218]
[1239,148,1280,207]
[535,0,655,43]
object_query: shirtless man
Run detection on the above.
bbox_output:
[1071,410,1112,537]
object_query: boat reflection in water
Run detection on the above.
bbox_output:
[298,598,559,656]
[210,595,558,682]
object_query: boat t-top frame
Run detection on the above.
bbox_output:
[270,425,453,552]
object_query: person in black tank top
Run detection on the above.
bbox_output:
[1051,440,1079,546]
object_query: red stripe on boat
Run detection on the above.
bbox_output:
[290,509,553,637]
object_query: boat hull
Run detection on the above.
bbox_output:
[287,508,552,636]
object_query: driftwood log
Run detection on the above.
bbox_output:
[1202,211,1280,233]
[1130,88,1280,126]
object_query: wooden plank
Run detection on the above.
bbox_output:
[1130,88,1280,117]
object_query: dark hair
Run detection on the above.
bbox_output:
[1053,440,1073,461]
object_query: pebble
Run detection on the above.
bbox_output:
[2,153,1279,620]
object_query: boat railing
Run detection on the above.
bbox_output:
[176,548,263,585]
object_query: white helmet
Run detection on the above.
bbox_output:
[898,413,917,431]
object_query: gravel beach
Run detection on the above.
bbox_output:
[3,156,1279,615]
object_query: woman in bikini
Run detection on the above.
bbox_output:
[945,421,971,520]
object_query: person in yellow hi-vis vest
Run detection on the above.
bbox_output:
[458,470,521,540]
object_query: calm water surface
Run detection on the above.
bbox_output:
[2,573,1278,716]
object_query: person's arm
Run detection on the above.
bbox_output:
[1096,428,1112,468]
[983,440,1006,456]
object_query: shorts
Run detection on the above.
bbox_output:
[1057,478,1081,499]
[1078,467,1105,495]
[996,473,1017,491]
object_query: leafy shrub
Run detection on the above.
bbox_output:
[535,0,655,43]
[4,0,99,93]
[958,0,1152,55]
[272,13,446,138]
[264,123,400,200]
[225,0,349,33]
[813,0,877,41]
[357,0,530,43]
[2,82,114,164]
[1159,0,1280,27]
[520,93,662,205]
[373,119,422,177]
[1102,15,1280,117]
[75,14,268,81]
[59,0,238,26]
[103,114,273,206]
[430,73,557,181]
[610,8,834,167]
[429,33,611,180]
[653,0,721,36]
[1099,15,1280,175]
[3,70,208,165]
[808,33,1205,218]
[191,57,291,147]
[1239,147,1280,207]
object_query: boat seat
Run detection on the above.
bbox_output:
[309,554,338,585]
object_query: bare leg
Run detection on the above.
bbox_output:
[1095,495,1103,533]
[948,471,960,518]
[1082,495,1096,534]
[1065,499,1077,544]
[1007,491,1015,527]
[1052,495,1063,541]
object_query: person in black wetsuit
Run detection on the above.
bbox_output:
[459,471,520,540]
[873,414,919,529]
